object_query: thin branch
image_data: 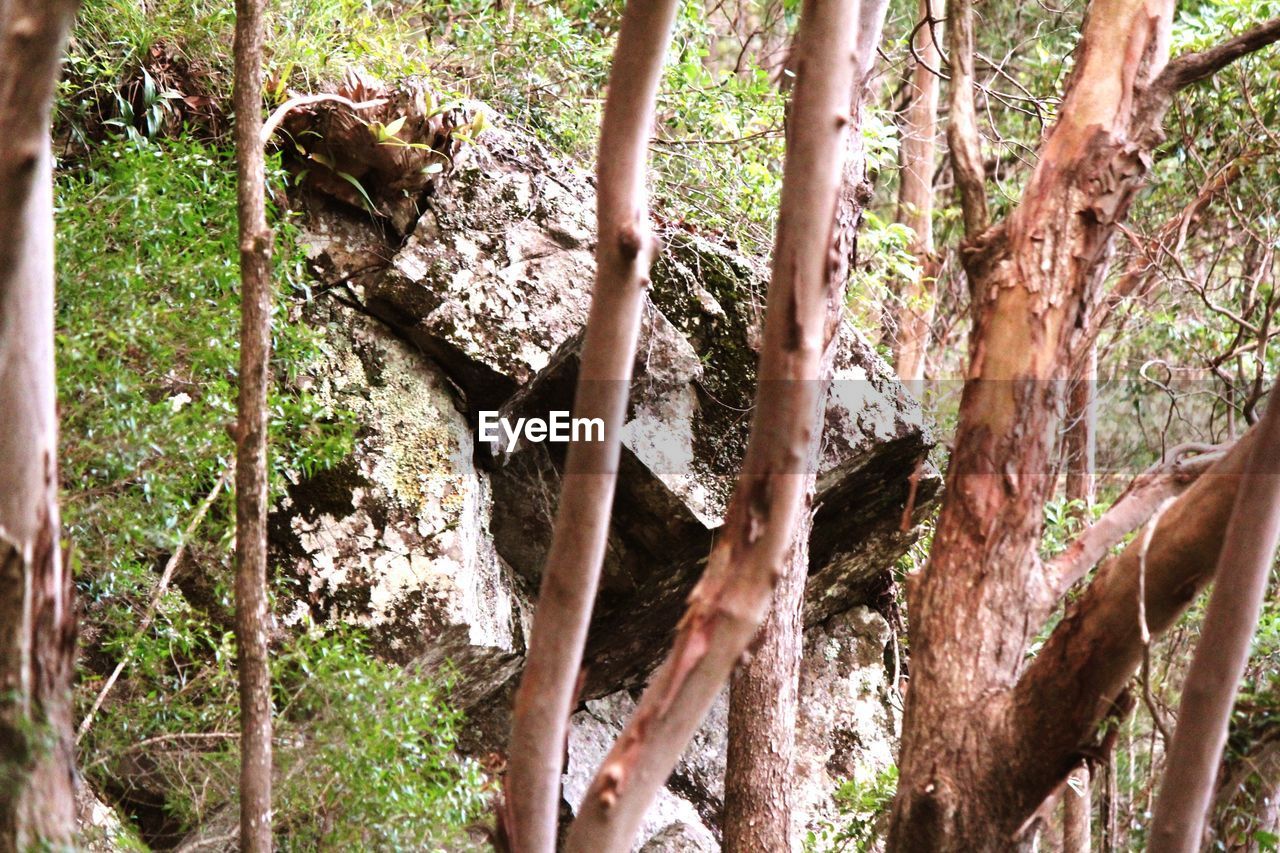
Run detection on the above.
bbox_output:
[502,2,681,850]
[76,467,233,743]
[1156,17,1280,93]
[946,0,990,238]
[1043,446,1222,599]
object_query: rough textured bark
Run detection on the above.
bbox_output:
[893,0,940,384]
[722,33,878,846]
[503,2,679,849]
[0,1,81,848]
[889,6,1280,849]
[232,0,275,847]
[1009,424,1260,839]
[564,1,888,848]
[1148,397,1280,850]
[723,516,811,852]
[945,0,987,240]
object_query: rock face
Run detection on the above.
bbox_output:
[273,91,936,847]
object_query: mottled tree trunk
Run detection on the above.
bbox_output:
[889,4,1280,849]
[565,1,888,848]
[232,0,275,847]
[893,0,940,384]
[1149,395,1280,849]
[503,2,679,849]
[0,1,81,848]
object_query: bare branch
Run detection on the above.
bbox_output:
[1156,17,1280,93]
[503,2,680,850]
[946,0,989,239]
[1042,445,1222,601]
[1150,395,1280,848]
[563,0,889,848]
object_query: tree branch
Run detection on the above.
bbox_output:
[946,0,989,239]
[1156,17,1280,94]
[1002,423,1261,830]
[1041,444,1222,603]
[502,2,680,850]
[1150,395,1280,849]
[563,0,889,848]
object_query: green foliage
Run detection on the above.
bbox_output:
[57,135,352,590]
[806,766,899,852]
[83,627,487,848]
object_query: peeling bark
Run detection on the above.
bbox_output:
[232,0,275,847]
[0,1,81,849]
[888,2,1280,849]
[563,1,888,849]
[503,2,680,850]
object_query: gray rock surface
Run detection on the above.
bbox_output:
[274,92,935,848]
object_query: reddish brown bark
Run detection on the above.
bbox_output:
[723,516,811,852]
[893,0,941,384]
[564,1,888,848]
[1149,396,1280,849]
[232,0,274,847]
[0,1,81,848]
[503,2,679,849]
[888,4,1280,849]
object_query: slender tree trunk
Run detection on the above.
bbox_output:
[945,0,988,241]
[1065,346,1097,513]
[893,0,941,384]
[1062,763,1091,853]
[503,2,679,849]
[723,515,811,852]
[232,0,274,847]
[565,1,888,848]
[0,1,81,848]
[1148,396,1280,849]
[722,37,877,846]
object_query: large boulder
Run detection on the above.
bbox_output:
[274,83,936,845]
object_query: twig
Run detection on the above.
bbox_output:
[1137,497,1176,746]
[77,466,233,743]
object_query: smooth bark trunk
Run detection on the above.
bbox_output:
[503,2,679,849]
[565,1,888,848]
[893,0,941,384]
[0,1,81,848]
[1062,763,1091,853]
[232,0,274,847]
[1149,396,1280,849]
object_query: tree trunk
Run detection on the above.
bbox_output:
[889,6,1280,849]
[232,0,275,847]
[1062,763,1091,853]
[893,0,941,384]
[1149,395,1280,849]
[564,1,888,848]
[1064,345,1097,512]
[723,515,811,852]
[503,2,679,849]
[0,1,81,848]
[722,36,877,846]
